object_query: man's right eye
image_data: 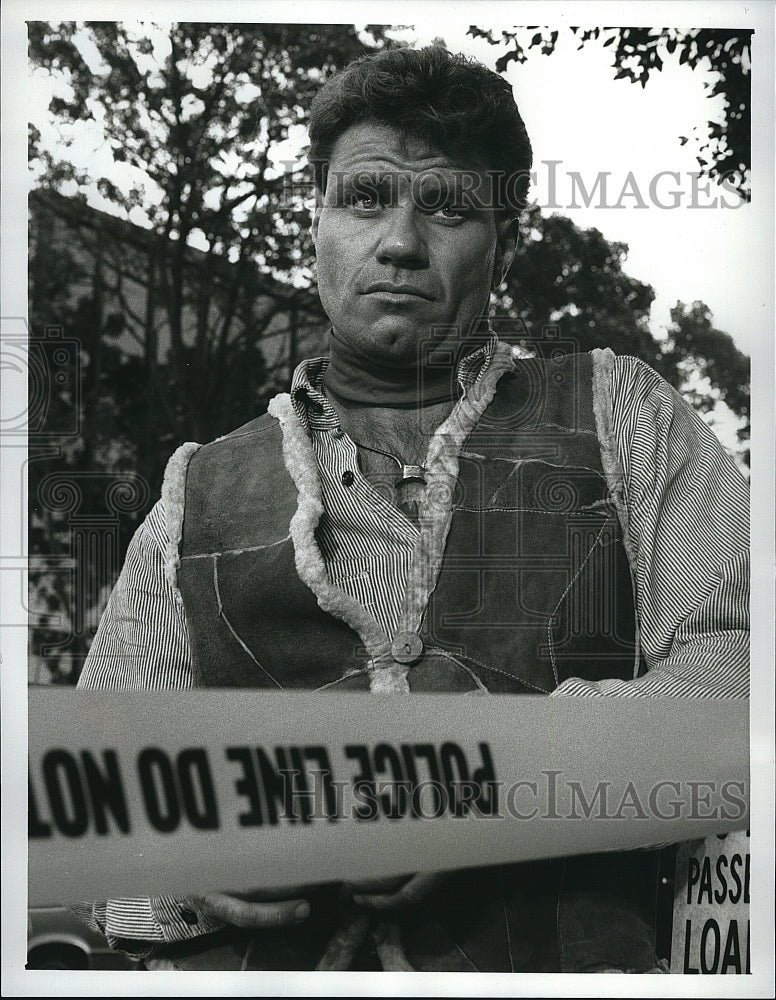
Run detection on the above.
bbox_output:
[349,192,381,213]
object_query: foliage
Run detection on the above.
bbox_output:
[468,26,752,201]
[497,206,749,453]
[659,301,750,462]
[503,206,660,362]
[28,22,393,442]
[28,204,148,682]
[27,21,392,681]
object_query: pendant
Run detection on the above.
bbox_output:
[395,464,427,487]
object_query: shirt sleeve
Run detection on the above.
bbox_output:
[74,499,225,956]
[77,500,194,690]
[551,354,749,699]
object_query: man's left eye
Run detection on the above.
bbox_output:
[432,203,468,221]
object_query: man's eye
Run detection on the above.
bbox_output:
[349,192,380,212]
[432,203,468,221]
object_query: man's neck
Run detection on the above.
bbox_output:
[323,329,476,408]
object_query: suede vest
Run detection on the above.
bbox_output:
[178,352,641,694]
[173,351,661,972]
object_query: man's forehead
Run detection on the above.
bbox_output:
[325,121,488,176]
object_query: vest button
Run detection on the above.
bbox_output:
[391,631,423,664]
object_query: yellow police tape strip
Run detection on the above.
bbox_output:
[28,690,749,907]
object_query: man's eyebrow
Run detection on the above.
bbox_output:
[332,170,399,200]
[334,167,462,190]
[337,168,397,185]
[328,166,490,210]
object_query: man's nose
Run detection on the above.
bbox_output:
[375,203,428,269]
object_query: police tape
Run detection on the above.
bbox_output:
[28,690,749,906]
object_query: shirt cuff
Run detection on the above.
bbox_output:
[72,896,226,959]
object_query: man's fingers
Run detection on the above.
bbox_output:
[351,872,446,911]
[239,883,326,902]
[345,874,411,895]
[198,891,310,929]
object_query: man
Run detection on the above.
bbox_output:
[74,45,749,972]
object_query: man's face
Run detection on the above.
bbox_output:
[312,122,515,369]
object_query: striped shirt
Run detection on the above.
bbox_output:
[74,345,750,953]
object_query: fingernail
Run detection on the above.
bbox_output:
[294,901,310,921]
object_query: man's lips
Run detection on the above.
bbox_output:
[362,281,434,301]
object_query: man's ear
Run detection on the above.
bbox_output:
[492,216,519,289]
[311,203,322,245]
[310,185,325,244]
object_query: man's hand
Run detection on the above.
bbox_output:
[347,872,448,910]
[193,871,448,930]
[194,885,314,929]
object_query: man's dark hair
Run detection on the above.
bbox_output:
[308,44,533,213]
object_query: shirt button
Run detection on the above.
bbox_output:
[179,908,199,925]
[341,470,354,487]
[391,631,423,664]
[310,400,324,415]
[330,426,345,439]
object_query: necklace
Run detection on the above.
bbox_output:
[349,437,427,487]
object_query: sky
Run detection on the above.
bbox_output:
[426,24,758,353]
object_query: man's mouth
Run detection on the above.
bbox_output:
[362,281,434,301]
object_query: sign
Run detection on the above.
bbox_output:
[671,829,750,974]
[28,690,749,907]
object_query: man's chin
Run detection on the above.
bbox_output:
[332,327,430,371]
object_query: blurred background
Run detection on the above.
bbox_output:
[25,21,752,685]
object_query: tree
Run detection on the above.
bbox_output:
[658,301,750,463]
[469,26,751,201]
[29,22,394,448]
[28,196,150,682]
[501,205,660,363]
[493,206,749,455]
[27,21,394,681]
[469,25,751,455]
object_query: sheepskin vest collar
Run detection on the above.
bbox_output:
[174,346,641,693]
